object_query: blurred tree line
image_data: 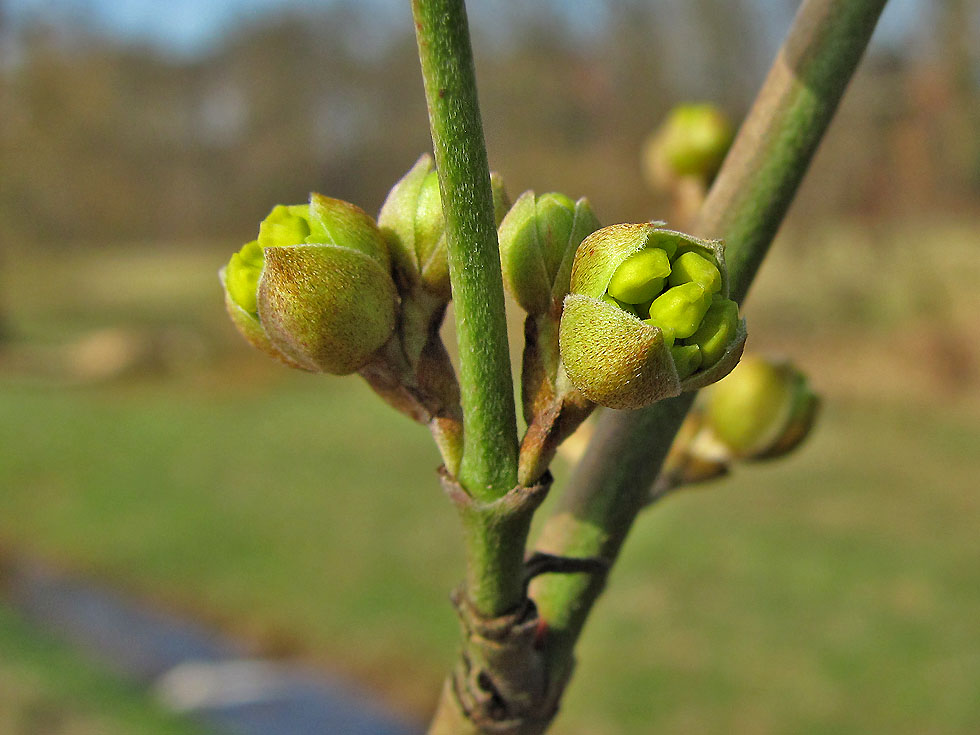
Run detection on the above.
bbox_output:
[1,0,977,250]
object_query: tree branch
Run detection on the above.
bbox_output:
[530,0,889,689]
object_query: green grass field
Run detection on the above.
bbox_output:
[1,220,978,733]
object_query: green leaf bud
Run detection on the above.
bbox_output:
[687,298,740,368]
[643,103,735,188]
[606,248,671,304]
[498,190,600,315]
[705,355,819,458]
[667,251,722,294]
[221,194,398,375]
[379,154,510,300]
[558,222,746,409]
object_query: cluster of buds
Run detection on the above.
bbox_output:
[219,152,781,493]
[559,222,746,410]
[221,157,511,475]
[221,195,398,375]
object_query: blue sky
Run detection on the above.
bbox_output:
[5,0,928,58]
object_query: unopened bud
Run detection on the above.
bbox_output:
[379,154,510,299]
[498,190,600,315]
[606,248,671,304]
[667,251,722,294]
[643,103,735,188]
[705,355,819,458]
[647,282,712,339]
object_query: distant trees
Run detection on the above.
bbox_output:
[0,1,975,250]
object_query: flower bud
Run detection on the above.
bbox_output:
[498,191,600,315]
[379,154,510,299]
[221,194,398,375]
[559,223,746,410]
[704,355,819,458]
[642,103,734,188]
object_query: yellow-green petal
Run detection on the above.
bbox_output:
[667,251,722,294]
[688,298,739,367]
[648,282,711,339]
[606,248,671,304]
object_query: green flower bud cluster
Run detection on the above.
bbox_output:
[559,223,746,410]
[704,355,820,459]
[498,190,600,316]
[221,194,398,375]
[605,240,739,375]
[379,154,509,300]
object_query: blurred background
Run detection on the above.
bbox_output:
[0,0,978,733]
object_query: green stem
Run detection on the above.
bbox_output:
[412,0,519,503]
[532,0,888,687]
[413,0,526,624]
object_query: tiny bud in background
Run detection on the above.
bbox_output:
[705,355,820,459]
[652,356,818,498]
[220,194,398,375]
[642,103,734,190]
[379,154,510,300]
[559,223,746,410]
[498,191,600,316]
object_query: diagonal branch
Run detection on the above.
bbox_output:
[530,0,889,692]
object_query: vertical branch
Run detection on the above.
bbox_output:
[412,0,519,502]
[532,0,889,688]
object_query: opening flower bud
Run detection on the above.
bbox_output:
[221,194,398,375]
[379,154,510,299]
[705,355,819,458]
[498,190,600,315]
[558,222,746,409]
